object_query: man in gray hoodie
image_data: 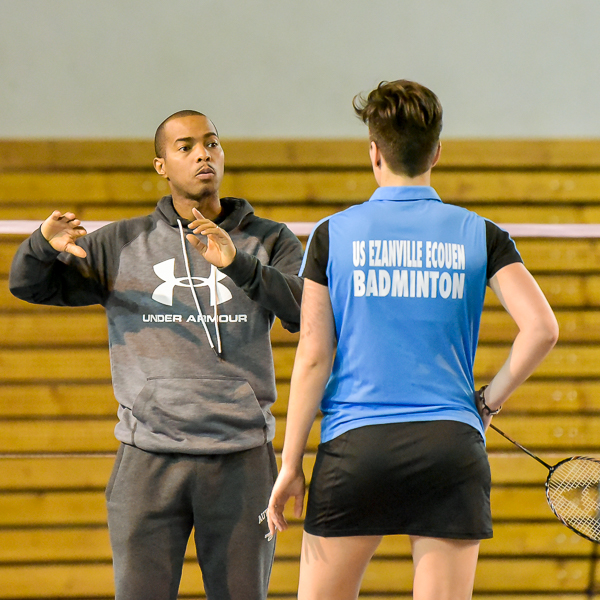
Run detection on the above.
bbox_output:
[9,110,304,600]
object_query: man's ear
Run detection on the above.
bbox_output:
[153,157,167,178]
[369,141,382,169]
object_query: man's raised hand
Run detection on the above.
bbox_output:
[186,207,236,268]
[41,211,88,258]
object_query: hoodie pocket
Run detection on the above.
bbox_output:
[131,376,267,451]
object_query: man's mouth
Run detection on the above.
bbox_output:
[196,167,215,179]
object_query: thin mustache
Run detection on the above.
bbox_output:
[195,165,215,175]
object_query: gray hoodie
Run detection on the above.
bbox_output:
[10,196,303,454]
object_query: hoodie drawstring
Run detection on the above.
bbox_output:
[212,265,223,352]
[177,220,222,356]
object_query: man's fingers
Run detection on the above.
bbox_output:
[189,222,227,239]
[43,211,86,235]
[64,242,87,258]
[71,225,88,237]
[186,234,207,254]
[197,224,223,237]
[188,218,211,232]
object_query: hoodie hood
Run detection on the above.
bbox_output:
[155,196,255,232]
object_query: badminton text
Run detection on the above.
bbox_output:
[352,239,466,299]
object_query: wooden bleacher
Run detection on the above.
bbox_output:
[1,138,600,599]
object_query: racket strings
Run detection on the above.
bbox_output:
[547,458,600,541]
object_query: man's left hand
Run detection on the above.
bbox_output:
[186,207,237,268]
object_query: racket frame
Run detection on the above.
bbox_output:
[490,423,600,544]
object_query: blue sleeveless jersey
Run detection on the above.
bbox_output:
[301,186,489,442]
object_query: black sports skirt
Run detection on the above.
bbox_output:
[303,420,492,539]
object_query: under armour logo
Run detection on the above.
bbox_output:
[152,258,232,307]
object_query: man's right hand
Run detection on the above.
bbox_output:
[41,211,88,258]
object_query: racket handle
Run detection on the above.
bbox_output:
[489,423,552,469]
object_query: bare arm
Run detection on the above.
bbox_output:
[267,279,336,535]
[479,262,559,427]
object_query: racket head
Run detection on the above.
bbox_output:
[545,456,600,543]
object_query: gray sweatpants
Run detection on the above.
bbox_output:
[106,442,277,600]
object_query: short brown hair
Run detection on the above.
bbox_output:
[353,80,443,178]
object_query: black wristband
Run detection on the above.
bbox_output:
[478,385,502,416]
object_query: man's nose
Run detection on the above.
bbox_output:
[196,146,210,161]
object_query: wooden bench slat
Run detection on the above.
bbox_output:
[0,347,303,381]
[437,139,600,168]
[0,313,298,346]
[2,345,600,382]
[3,140,600,171]
[0,204,155,222]
[0,522,591,563]
[0,348,113,380]
[0,452,583,492]
[0,456,115,489]
[0,420,119,453]
[479,310,600,343]
[0,382,297,418]
[0,485,587,526]
[1,415,600,454]
[277,380,600,414]
[1,272,598,315]
[5,239,600,277]
[248,597,590,600]
[0,454,314,490]
[484,414,600,451]
[5,202,600,226]
[4,309,600,345]
[516,240,600,272]
[5,274,600,313]
[0,383,116,417]
[362,558,592,593]
[0,140,156,171]
[0,558,593,597]
[485,274,600,308]
[475,345,600,379]
[0,172,171,203]
[0,563,118,598]
[0,313,109,345]
[0,452,578,491]
[5,171,600,204]
[0,491,108,526]
[6,378,600,419]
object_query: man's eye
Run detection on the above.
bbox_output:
[178,146,189,152]
[207,142,218,148]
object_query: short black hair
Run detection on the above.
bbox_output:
[154,110,218,158]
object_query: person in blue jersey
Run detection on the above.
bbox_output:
[266,80,558,600]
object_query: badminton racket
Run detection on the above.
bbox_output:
[490,423,600,543]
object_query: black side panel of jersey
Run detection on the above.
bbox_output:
[485,220,523,280]
[301,220,329,285]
